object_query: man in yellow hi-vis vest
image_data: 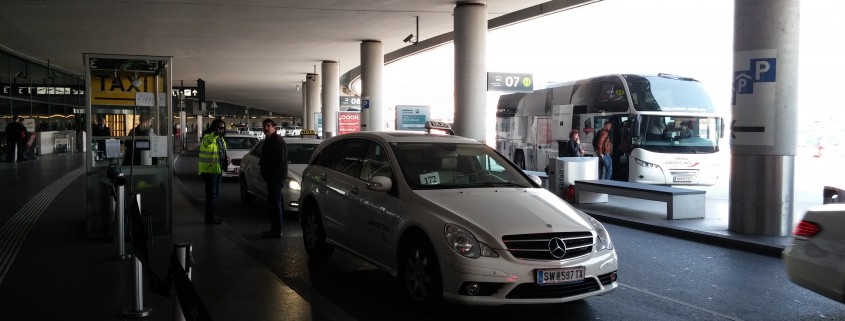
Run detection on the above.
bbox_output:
[199,118,228,224]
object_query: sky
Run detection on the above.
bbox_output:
[380,0,845,141]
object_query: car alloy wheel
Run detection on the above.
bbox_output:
[301,205,333,260]
[401,237,442,307]
[240,175,255,205]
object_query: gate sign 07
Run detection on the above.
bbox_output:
[487,72,533,93]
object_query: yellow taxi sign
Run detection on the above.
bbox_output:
[300,129,319,138]
[425,121,453,135]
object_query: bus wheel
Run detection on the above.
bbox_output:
[514,150,525,169]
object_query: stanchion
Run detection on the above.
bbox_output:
[111,168,130,260]
[173,243,192,321]
[123,194,152,318]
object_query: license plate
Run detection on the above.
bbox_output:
[673,176,694,182]
[537,267,585,285]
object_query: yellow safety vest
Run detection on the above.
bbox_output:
[198,133,227,174]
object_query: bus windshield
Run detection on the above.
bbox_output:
[627,75,716,113]
[636,115,721,153]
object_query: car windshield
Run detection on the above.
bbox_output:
[391,142,534,190]
[288,143,319,164]
[224,136,259,150]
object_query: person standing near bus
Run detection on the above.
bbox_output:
[596,121,613,179]
[561,130,584,157]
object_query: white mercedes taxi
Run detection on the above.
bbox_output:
[298,122,618,306]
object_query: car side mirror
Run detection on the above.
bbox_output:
[367,176,392,192]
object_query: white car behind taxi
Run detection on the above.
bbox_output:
[298,121,618,307]
[222,134,260,178]
[239,137,321,212]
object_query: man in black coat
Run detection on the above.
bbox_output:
[259,118,287,238]
[6,115,27,162]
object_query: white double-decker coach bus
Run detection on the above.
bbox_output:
[496,73,724,186]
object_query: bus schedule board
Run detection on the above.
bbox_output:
[487,72,533,93]
[337,111,361,135]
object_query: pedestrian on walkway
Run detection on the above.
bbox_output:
[6,116,28,162]
[198,118,228,224]
[259,118,287,238]
[596,121,613,180]
[123,114,153,166]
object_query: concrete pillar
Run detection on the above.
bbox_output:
[321,61,339,139]
[454,1,488,142]
[305,73,321,131]
[301,80,308,128]
[361,40,385,132]
[729,0,799,236]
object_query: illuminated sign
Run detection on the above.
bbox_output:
[487,72,533,93]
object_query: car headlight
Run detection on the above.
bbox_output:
[589,217,613,251]
[287,177,301,191]
[444,223,498,259]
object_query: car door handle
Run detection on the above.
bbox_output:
[350,186,359,194]
[320,173,327,181]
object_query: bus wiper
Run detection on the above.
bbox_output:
[482,182,526,187]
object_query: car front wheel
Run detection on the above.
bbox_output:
[400,236,442,307]
[240,175,255,205]
[301,204,334,261]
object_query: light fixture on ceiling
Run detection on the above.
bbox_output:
[296,85,301,92]
[130,68,142,88]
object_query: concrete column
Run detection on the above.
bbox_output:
[454,1,487,142]
[321,61,339,139]
[361,40,385,131]
[729,0,799,236]
[305,73,321,131]
[301,80,308,128]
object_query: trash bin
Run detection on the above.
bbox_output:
[547,157,606,204]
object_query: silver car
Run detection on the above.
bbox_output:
[298,122,618,307]
[239,137,321,212]
[783,186,845,304]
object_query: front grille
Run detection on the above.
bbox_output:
[506,277,600,299]
[503,232,594,261]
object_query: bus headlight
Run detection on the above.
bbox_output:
[634,157,662,170]
[444,224,499,259]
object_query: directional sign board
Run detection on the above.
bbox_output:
[487,72,533,93]
[732,49,777,146]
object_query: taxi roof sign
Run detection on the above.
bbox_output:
[425,121,453,135]
[300,129,319,138]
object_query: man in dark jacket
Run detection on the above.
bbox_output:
[6,116,28,162]
[259,118,287,238]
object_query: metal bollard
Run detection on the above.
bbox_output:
[114,172,130,259]
[123,194,152,318]
[173,243,192,321]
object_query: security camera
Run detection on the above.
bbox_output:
[403,34,414,43]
